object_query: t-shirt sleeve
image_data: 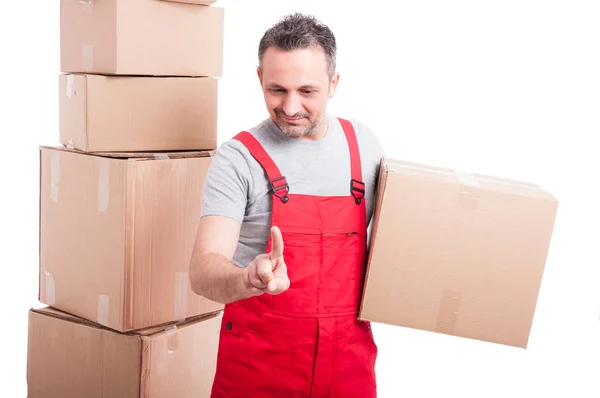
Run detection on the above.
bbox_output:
[200,140,252,224]
[349,117,386,238]
[350,117,385,171]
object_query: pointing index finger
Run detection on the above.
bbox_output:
[270,226,284,260]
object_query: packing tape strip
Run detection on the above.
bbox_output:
[82,44,94,71]
[434,289,462,335]
[455,170,481,188]
[174,272,189,320]
[79,0,93,13]
[154,154,170,160]
[66,74,74,99]
[50,151,61,202]
[98,158,109,213]
[455,170,480,210]
[44,271,56,305]
[97,294,110,326]
[141,344,151,397]
[165,325,179,355]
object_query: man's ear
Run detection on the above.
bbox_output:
[257,66,263,87]
[329,72,340,98]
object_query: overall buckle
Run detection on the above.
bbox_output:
[270,176,290,203]
[351,179,365,204]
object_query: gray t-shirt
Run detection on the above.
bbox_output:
[200,113,385,267]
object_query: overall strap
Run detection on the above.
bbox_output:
[233,131,289,203]
[338,118,365,204]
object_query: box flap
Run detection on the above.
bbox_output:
[31,306,222,337]
[98,150,216,160]
[385,158,557,202]
[136,310,222,337]
[31,307,104,329]
[40,145,214,160]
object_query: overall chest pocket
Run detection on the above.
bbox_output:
[275,231,367,314]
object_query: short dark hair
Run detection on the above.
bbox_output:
[258,13,337,78]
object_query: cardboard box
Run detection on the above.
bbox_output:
[360,158,558,348]
[60,0,224,77]
[59,73,218,152]
[39,147,224,332]
[27,307,221,398]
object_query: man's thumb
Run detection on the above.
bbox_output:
[270,226,284,259]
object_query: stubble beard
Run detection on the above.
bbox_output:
[274,110,327,139]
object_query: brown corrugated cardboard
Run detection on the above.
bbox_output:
[59,73,218,152]
[27,307,222,398]
[39,146,224,332]
[60,0,224,77]
[359,158,558,348]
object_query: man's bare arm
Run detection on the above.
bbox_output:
[189,215,259,304]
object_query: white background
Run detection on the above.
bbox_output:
[1,0,599,396]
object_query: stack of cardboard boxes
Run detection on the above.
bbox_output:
[28,1,225,396]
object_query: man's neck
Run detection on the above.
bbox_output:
[299,115,329,141]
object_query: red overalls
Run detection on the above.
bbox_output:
[210,118,378,398]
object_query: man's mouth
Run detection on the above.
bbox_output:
[282,115,305,123]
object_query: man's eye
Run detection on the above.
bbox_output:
[301,90,313,95]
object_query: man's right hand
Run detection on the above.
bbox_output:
[242,226,290,297]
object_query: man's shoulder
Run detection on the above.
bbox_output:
[329,114,374,137]
[345,117,376,138]
[218,118,271,153]
[332,115,384,157]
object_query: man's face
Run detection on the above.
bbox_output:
[258,46,339,139]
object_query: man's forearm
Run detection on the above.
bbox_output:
[189,252,251,304]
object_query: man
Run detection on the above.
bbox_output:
[190,12,384,398]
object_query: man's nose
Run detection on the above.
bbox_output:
[282,93,301,117]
